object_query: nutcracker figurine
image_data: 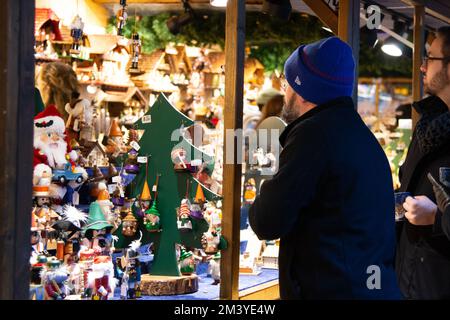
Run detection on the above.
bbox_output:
[129,32,141,74]
[70,15,84,55]
[116,0,128,36]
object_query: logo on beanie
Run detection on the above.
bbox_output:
[295,76,301,86]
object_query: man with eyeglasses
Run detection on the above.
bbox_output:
[395,26,450,299]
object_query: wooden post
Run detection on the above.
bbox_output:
[302,0,338,34]
[338,0,360,108]
[220,0,245,300]
[412,5,425,128]
[0,0,35,299]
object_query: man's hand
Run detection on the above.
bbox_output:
[403,195,437,225]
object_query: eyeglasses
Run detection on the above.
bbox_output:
[422,55,450,67]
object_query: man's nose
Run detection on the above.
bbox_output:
[420,62,426,74]
[51,134,59,141]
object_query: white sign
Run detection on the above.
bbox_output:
[108,184,116,194]
[112,176,122,183]
[130,141,141,151]
[137,156,148,163]
[142,115,152,124]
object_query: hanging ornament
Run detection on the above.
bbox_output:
[202,227,220,254]
[116,0,128,36]
[129,32,142,74]
[177,179,193,232]
[125,149,139,174]
[70,14,84,55]
[122,209,138,237]
[171,147,190,172]
[243,178,257,204]
[144,175,161,232]
[137,160,152,217]
[190,183,205,220]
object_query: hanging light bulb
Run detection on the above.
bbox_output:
[70,15,84,55]
[116,0,128,36]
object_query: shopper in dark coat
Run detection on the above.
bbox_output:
[249,37,401,300]
[395,27,450,299]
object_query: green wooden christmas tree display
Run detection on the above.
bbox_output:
[114,94,222,278]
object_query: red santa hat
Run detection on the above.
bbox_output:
[34,105,66,136]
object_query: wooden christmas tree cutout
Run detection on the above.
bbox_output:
[114,94,222,295]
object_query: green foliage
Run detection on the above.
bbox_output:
[106,12,411,77]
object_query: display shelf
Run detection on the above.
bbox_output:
[108,266,278,300]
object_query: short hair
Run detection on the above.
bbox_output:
[437,26,450,65]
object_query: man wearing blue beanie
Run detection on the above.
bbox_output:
[249,37,401,299]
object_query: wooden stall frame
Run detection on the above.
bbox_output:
[0,0,35,300]
[220,0,245,301]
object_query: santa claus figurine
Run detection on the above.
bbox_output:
[34,105,78,170]
[89,255,115,300]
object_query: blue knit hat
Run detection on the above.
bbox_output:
[284,36,355,105]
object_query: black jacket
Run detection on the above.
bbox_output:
[249,97,401,299]
[396,96,450,299]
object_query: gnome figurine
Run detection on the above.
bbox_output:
[179,248,196,275]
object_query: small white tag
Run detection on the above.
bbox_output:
[137,156,147,163]
[191,159,202,167]
[142,115,152,124]
[108,184,116,194]
[72,191,79,205]
[112,176,121,183]
[120,190,125,198]
[130,141,141,151]
[152,185,157,192]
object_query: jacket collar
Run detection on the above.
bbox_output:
[413,95,448,115]
[279,96,354,147]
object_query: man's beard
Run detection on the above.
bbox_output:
[424,67,449,95]
[34,133,68,168]
[281,94,301,124]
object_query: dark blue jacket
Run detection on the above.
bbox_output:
[249,97,401,299]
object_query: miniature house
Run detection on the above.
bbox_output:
[81,140,109,168]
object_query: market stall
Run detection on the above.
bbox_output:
[1,0,450,301]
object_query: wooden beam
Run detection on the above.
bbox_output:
[400,0,450,25]
[338,0,360,107]
[0,0,35,299]
[302,0,338,34]
[220,0,245,301]
[412,4,425,128]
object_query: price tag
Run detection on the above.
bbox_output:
[108,184,116,194]
[112,176,121,183]
[152,185,157,192]
[137,156,148,163]
[130,141,141,151]
[72,191,79,206]
[142,115,152,124]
